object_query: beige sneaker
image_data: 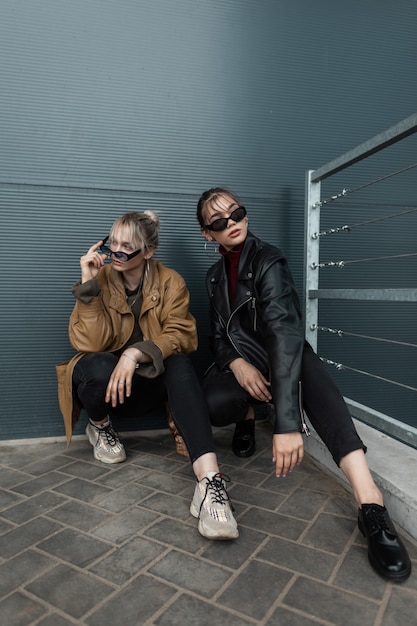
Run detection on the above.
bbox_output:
[190,472,238,540]
[86,420,126,464]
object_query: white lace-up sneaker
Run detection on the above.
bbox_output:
[190,472,239,540]
[86,419,127,464]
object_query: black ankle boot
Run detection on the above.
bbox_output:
[232,419,256,458]
[358,503,411,581]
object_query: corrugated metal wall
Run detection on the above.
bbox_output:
[1,0,417,440]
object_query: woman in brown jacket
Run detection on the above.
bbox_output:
[56,210,237,541]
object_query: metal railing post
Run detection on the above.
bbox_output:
[304,169,321,351]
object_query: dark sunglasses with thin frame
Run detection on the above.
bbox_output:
[204,206,247,232]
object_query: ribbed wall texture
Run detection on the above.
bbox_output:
[1,0,417,439]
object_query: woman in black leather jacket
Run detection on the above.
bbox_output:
[196,187,411,582]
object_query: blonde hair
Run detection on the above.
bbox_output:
[109,211,159,252]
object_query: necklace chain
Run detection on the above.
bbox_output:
[125,275,144,307]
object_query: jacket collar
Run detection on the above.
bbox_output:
[237,231,262,279]
[103,260,162,314]
[209,231,262,316]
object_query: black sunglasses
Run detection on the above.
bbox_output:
[204,206,247,232]
[100,236,143,263]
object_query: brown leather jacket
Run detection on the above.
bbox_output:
[56,259,197,445]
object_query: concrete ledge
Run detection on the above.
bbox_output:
[304,418,417,540]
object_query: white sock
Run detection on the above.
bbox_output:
[202,471,220,481]
[90,418,110,429]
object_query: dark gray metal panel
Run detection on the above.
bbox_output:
[1,0,417,439]
[0,0,298,195]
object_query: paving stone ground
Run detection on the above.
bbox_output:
[0,420,416,626]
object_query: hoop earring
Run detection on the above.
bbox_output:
[204,240,219,258]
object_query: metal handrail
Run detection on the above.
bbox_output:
[304,113,417,448]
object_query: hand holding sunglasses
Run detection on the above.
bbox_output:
[79,239,110,283]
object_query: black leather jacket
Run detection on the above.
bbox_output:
[206,231,307,434]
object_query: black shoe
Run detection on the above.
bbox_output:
[232,419,255,458]
[358,503,411,582]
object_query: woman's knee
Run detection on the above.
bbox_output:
[164,354,195,383]
[204,382,248,426]
[73,352,117,387]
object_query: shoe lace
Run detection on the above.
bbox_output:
[366,506,394,536]
[200,473,233,513]
[98,424,119,447]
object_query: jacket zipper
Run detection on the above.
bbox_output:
[298,382,310,436]
[224,297,253,358]
[251,297,257,332]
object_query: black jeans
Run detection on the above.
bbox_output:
[202,342,366,466]
[73,353,216,463]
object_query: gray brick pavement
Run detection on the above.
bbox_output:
[0,421,416,626]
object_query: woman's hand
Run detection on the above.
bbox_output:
[229,358,272,402]
[272,432,304,477]
[80,240,108,283]
[105,349,141,407]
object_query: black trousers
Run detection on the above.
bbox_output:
[73,353,216,464]
[202,342,366,466]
